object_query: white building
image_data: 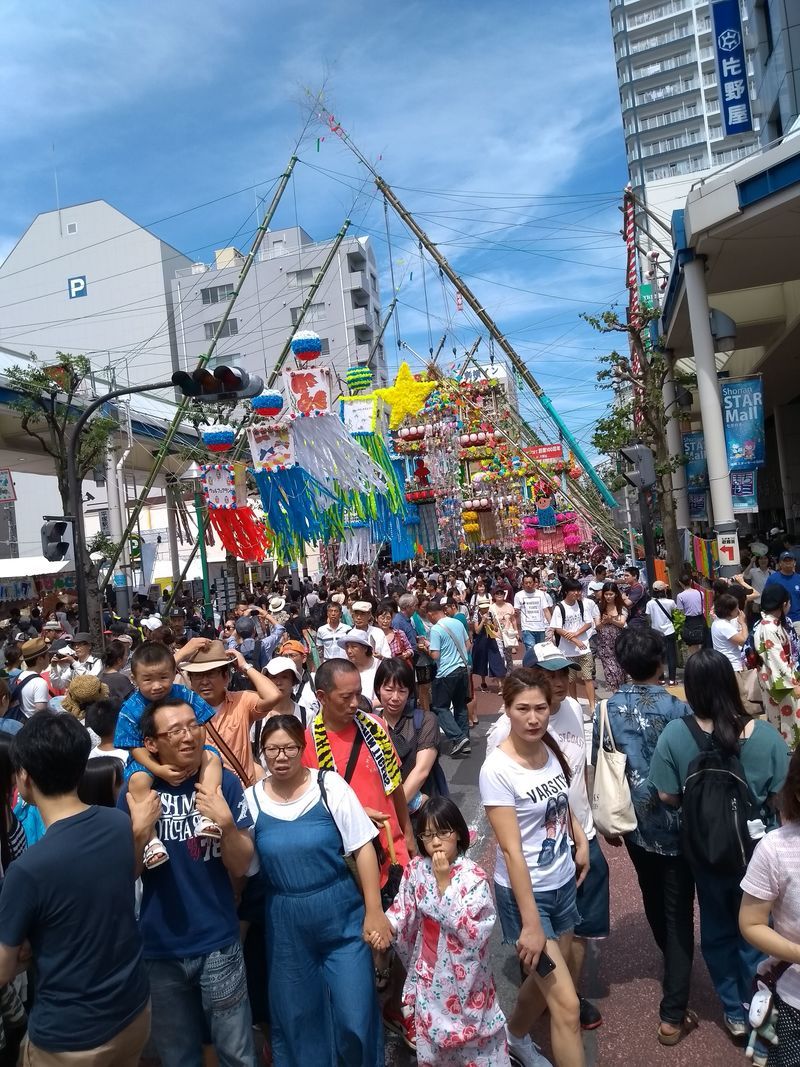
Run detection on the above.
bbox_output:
[169,226,388,391]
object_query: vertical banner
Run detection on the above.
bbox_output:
[730,469,759,512]
[682,431,709,489]
[711,0,754,136]
[688,491,708,522]
[721,376,765,469]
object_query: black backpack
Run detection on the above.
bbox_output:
[552,600,583,648]
[680,717,757,876]
[7,674,36,723]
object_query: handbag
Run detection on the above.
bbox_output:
[591,699,637,837]
[414,648,437,684]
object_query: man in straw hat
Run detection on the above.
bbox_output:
[15,638,51,718]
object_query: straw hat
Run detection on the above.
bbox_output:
[179,640,231,673]
[62,675,110,719]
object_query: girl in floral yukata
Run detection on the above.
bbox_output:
[380,796,510,1066]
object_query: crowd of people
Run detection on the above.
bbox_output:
[0,543,797,1065]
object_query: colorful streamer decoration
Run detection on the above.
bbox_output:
[200,464,270,562]
[290,330,323,363]
[250,392,284,418]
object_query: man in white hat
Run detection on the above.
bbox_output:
[180,640,280,786]
[315,602,351,663]
[350,602,391,660]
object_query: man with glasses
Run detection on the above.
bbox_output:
[120,695,259,1067]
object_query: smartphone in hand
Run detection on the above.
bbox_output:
[535,951,557,978]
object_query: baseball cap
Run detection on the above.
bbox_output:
[351,601,372,614]
[521,641,580,672]
[429,595,449,612]
[779,551,796,561]
[280,639,308,656]
[265,656,301,681]
[141,617,163,632]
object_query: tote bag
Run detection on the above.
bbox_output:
[591,699,637,837]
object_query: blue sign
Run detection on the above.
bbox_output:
[721,376,765,469]
[682,431,709,489]
[730,469,758,512]
[67,275,87,299]
[688,490,708,523]
[711,0,754,136]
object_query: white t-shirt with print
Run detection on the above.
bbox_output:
[245,769,377,876]
[480,746,575,892]
[645,597,677,636]
[550,598,599,659]
[711,617,743,671]
[741,822,800,1009]
[513,590,552,632]
[549,696,594,841]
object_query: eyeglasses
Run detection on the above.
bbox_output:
[263,743,301,759]
[224,625,234,631]
[418,827,457,842]
[154,722,203,742]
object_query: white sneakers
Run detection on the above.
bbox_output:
[506,1026,553,1067]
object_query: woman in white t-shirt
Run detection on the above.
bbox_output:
[479,668,589,1067]
[740,746,800,1065]
[711,593,751,703]
[645,582,679,686]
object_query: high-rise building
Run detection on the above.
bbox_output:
[169,226,388,391]
[611,0,761,197]
[744,0,800,142]
[0,200,193,386]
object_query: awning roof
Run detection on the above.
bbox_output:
[0,557,72,580]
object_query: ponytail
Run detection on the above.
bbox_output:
[543,732,572,787]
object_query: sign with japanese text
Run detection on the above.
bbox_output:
[717,530,741,568]
[711,0,754,136]
[721,376,764,470]
[524,444,564,463]
[340,395,379,434]
[682,431,709,489]
[688,491,708,522]
[247,424,295,471]
[201,464,246,511]
[731,469,759,513]
[0,470,15,503]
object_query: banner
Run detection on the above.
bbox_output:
[247,424,295,470]
[731,469,759,513]
[524,444,563,462]
[721,376,765,469]
[688,490,708,522]
[711,0,754,136]
[682,431,709,489]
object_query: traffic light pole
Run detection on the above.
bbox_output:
[67,380,174,632]
[638,487,658,587]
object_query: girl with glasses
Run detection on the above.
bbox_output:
[377,796,509,1065]
[244,715,389,1065]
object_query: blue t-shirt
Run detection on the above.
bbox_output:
[115,682,214,750]
[593,684,691,855]
[119,768,252,959]
[429,618,469,678]
[0,807,147,1052]
[765,570,800,623]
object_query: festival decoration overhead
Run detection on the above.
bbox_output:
[201,424,236,454]
[290,329,323,363]
[345,365,373,393]
[374,361,436,430]
[250,391,284,418]
[200,463,270,561]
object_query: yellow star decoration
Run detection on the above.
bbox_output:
[375,361,436,430]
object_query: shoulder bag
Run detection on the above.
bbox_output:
[591,699,637,837]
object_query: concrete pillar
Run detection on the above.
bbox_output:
[105,447,130,615]
[163,477,182,586]
[773,404,795,536]
[663,369,689,530]
[683,256,739,575]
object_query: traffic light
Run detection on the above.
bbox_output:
[172,365,264,401]
[41,520,70,562]
[619,444,657,490]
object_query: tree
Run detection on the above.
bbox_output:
[583,307,687,591]
[6,353,117,641]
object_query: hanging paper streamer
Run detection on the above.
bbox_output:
[345,365,373,394]
[339,526,372,565]
[202,424,236,454]
[251,466,342,562]
[250,391,284,418]
[291,415,387,494]
[283,366,332,417]
[247,424,295,470]
[200,463,271,562]
[290,330,322,363]
[375,362,436,430]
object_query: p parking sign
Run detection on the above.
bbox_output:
[67,276,87,299]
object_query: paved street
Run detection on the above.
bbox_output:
[389,686,744,1067]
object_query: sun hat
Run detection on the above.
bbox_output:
[522,641,580,672]
[43,621,61,631]
[72,632,92,645]
[476,596,492,609]
[652,580,669,592]
[268,596,286,613]
[21,637,48,661]
[264,656,301,681]
[330,593,345,605]
[179,640,231,673]
[338,629,373,651]
[62,675,110,718]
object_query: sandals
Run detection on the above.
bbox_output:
[657,1010,699,1046]
[195,815,222,840]
[143,838,169,869]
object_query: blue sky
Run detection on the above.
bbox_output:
[0,0,629,456]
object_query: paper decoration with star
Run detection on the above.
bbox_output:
[375,361,436,430]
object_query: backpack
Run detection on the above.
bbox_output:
[7,674,36,723]
[680,717,757,876]
[306,600,327,631]
[552,600,584,648]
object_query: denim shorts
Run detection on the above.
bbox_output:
[495,877,582,943]
[574,836,610,939]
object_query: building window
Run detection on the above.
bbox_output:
[201,283,235,305]
[66,222,78,235]
[370,272,378,291]
[290,302,325,326]
[204,318,238,340]
[319,338,330,355]
[287,268,315,288]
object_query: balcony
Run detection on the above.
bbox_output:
[628,26,692,55]
[348,270,370,304]
[626,2,689,30]
[629,78,698,108]
[634,105,701,132]
[350,306,375,334]
[641,131,706,157]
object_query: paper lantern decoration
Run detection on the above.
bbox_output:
[290,330,323,363]
[202,424,236,453]
[374,362,436,431]
[251,392,284,418]
[345,365,373,393]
